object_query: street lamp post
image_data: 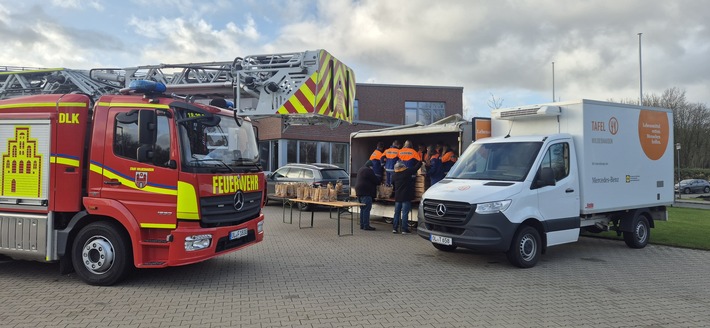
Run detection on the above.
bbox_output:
[676,143,681,199]
[638,32,643,105]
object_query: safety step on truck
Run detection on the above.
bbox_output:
[417,99,673,268]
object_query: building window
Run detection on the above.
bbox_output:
[258,141,269,171]
[266,139,349,172]
[353,99,359,121]
[299,141,317,163]
[286,140,298,164]
[319,142,330,164]
[332,143,348,171]
[405,101,445,125]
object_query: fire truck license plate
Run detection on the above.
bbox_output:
[229,228,248,240]
[430,234,452,246]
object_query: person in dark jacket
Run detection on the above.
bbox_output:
[355,160,379,230]
[392,160,422,234]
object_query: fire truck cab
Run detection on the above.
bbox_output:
[1,84,264,285]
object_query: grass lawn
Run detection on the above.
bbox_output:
[584,206,710,250]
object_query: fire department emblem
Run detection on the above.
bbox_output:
[135,172,148,189]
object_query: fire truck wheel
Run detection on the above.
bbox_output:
[72,221,133,286]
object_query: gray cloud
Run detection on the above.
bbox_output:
[2,0,709,116]
[258,0,710,112]
[0,4,124,67]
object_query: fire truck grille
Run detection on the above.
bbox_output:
[200,191,263,227]
[421,199,474,225]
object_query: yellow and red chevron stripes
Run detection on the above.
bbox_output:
[277,76,316,114]
[276,50,355,123]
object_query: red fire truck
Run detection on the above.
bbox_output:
[0,50,355,285]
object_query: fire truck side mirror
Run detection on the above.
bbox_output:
[138,109,157,145]
[137,144,154,163]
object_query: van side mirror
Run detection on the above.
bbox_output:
[533,167,556,189]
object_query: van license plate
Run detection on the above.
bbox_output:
[230,228,248,240]
[431,234,452,245]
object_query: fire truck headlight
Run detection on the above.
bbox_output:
[184,234,212,251]
[257,220,264,234]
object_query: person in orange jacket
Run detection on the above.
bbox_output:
[383,140,401,186]
[369,142,385,181]
[397,140,421,169]
[441,144,458,176]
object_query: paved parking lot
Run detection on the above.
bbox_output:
[2,204,710,327]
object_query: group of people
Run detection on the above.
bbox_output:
[355,140,457,234]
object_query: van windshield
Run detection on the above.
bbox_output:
[447,142,542,182]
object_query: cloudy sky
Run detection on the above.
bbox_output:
[1,0,708,118]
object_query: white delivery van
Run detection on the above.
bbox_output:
[417,99,674,268]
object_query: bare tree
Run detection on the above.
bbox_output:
[487,93,504,109]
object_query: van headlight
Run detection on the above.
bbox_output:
[475,200,512,214]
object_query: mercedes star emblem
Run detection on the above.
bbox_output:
[233,191,245,211]
[435,203,447,217]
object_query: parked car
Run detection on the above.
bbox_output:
[265,163,350,210]
[675,179,710,194]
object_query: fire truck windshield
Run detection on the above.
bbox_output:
[178,113,259,171]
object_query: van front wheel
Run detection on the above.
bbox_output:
[506,225,541,268]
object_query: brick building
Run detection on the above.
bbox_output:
[253,83,463,173]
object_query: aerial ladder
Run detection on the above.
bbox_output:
[2,49,356,128]
[0,67,119,100]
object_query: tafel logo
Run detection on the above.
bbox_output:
[608,117,619,135]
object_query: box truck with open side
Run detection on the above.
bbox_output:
[349,115,472,225]
[417,100,673,267]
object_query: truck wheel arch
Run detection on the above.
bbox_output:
[57,202,142,268]
[520,218,547,254]
[618,209,655,232]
